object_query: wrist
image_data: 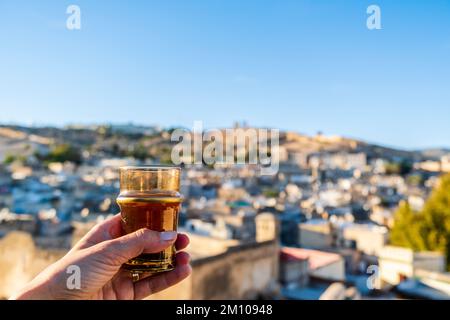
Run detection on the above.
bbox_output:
[10,280,54,300]
[10,263,65,300]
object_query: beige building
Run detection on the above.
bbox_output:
[415,156,450,173]
[255,212,278,243]
[378,246,446,286]
[298,220,333,249]
[441,155,450,172]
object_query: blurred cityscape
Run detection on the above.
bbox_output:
[1,123,450,300]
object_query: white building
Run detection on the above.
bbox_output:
[339,223,388,256]
[378,246,446,287]
[309,152,367,171]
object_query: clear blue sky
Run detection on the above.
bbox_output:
[0,1,449,150]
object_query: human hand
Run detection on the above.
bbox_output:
[10,214,191,300]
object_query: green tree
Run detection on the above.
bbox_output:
[3,154,27,165]
[38,144,82,165]
[390,174,450,269]
[420,174,450,266]
[407,174,423,186]
[384,160,412,176]
[128,143,148,161]
[3,154,16,165]
[263,188,279,198]
[390,201,426,251]
[384,162,401,175]
[399,160,413,175]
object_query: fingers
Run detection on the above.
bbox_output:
[98,229,178,265]
[123,235,190,282]
[130,251,190,282]
[133,252,192,300]
[175,233,190,251]
[73,216,190,254]
[174,251,190,265]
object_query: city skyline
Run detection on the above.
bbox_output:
[1,1,450,150]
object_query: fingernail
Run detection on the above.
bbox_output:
[161,231,177,241]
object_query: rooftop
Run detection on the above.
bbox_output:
[280,247,342,270]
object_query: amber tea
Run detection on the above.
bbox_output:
[117,166,182,276]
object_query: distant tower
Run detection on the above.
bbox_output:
[233,121,248,129]
[311,155,322,194]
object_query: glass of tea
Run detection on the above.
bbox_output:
[117,166,182,277]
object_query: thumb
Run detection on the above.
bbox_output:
[97,229,178,265]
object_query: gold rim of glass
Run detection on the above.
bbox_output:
[119,165,181,194]
[119,165,181,171]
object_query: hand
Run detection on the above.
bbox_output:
[10,214,191,300]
